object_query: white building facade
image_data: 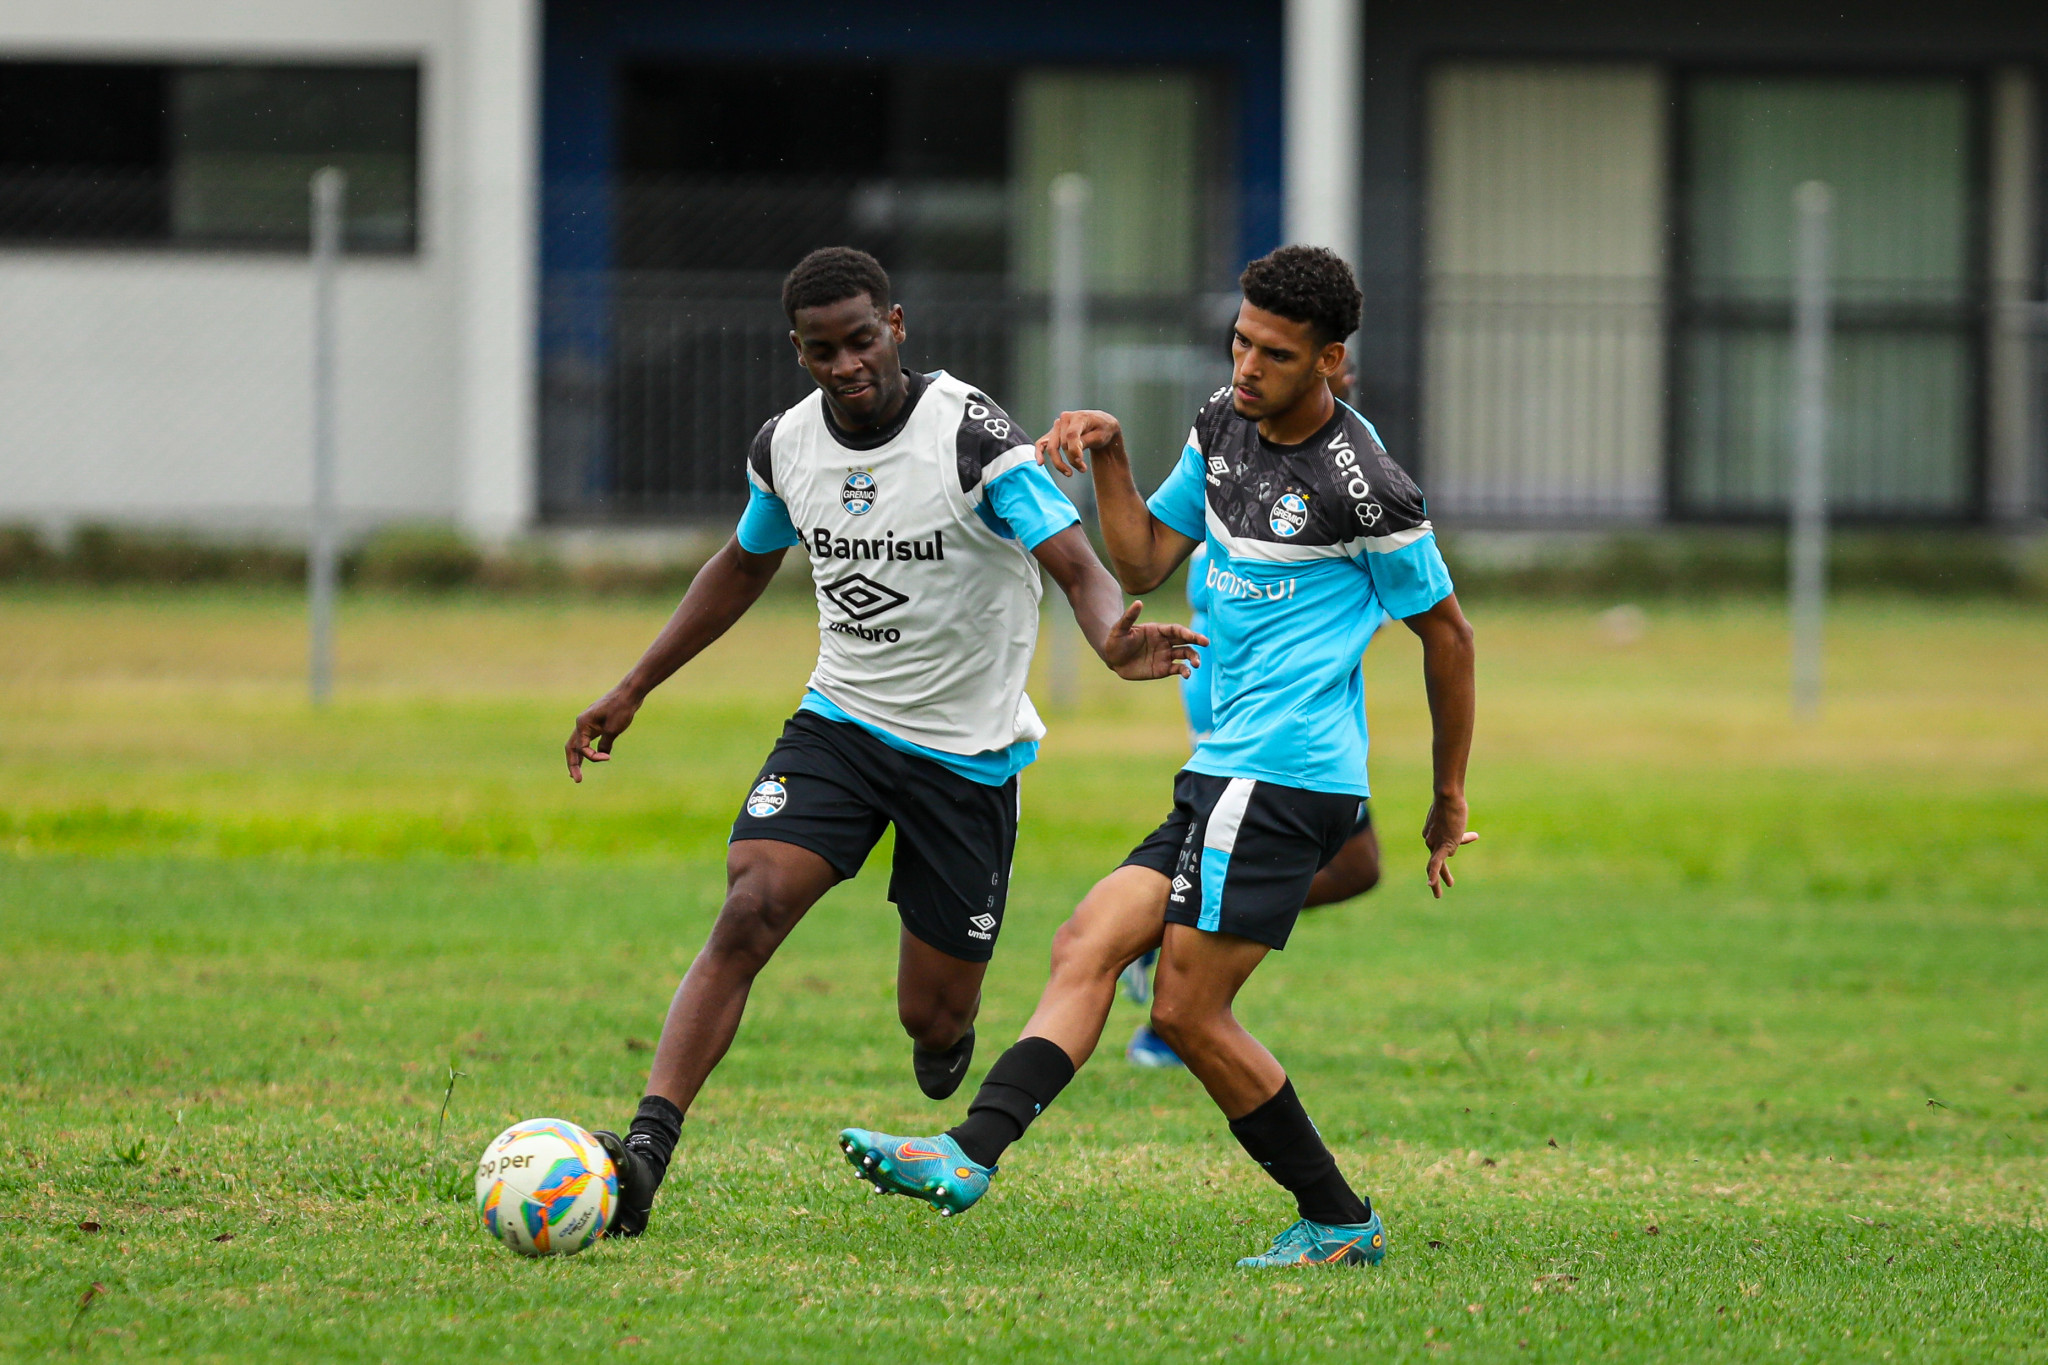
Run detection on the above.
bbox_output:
[0,0,539,542]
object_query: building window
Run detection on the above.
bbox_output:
[0,60,419,251]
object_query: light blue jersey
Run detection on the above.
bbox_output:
[1148,392,1452,798]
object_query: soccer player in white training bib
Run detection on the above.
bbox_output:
[839,246,1478,1269]
[563,248,1202,1238]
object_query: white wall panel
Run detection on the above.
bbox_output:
[1423,64,1668,521]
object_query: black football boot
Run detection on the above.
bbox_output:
[592,1129,664,1238]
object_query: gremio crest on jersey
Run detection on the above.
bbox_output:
[841,468,877,515]
[1269,491,1309,537]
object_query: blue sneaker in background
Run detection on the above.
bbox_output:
[1235,1212,1387,1268]
[1118,949,1158,1005]
[1126,1023,1184,1068]
[837,1128,993,1217]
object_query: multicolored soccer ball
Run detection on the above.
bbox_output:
[474,1118,617,1257]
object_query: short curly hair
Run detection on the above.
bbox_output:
[1239,245,1362,345]
[782,246,893,323]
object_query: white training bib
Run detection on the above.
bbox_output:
[747,371,1048,756]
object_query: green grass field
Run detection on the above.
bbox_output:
[3,586,2045,1361]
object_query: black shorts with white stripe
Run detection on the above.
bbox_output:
[1123,770,1361,950]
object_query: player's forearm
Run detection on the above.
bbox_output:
[620,540,783,697]
[1416,605,1476,798]
[1032,526,1130,666]
[1089,448,1177,593]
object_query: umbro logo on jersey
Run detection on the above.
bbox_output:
[822,572,909,621]
[841,468,877,516]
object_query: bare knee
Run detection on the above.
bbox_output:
[702,882,798,976]
[899,991,976,1051]
[1047,916,1123,983]
[1148,996,1208,1054]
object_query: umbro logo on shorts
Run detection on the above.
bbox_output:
[1170,873,1192,902]
[967,912,998,941]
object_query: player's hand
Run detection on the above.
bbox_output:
[1100,601,1207,681]
[566,684,645,782]
[1035,410,1126,478]
[1422,794,1479,898]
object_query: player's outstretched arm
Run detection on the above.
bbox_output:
[1403,593,1479,896]
[1031,525,1206,681]
[1036,410,1197,594]
[565,538,787,781]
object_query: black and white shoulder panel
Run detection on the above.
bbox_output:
[954,387,1037,501]
[745,411,783,495]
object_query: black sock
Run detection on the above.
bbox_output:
[945,1036,1075,1167]
[626,1094,684,1185]
[1227,1078,1371,1226]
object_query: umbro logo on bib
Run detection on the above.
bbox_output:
[822,572,908,621]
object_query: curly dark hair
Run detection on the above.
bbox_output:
[1239,245,1362,345]
[782,246,893,323]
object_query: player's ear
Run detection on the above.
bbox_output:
[1317,339,1347,381]
[789,329,805,364]
[886,303,906,344]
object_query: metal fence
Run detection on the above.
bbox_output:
[1420,277,2047,525]
[539,274,1233,522]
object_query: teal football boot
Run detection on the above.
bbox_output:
[837,1128,993,1217]
[1235,1212,1387,1268]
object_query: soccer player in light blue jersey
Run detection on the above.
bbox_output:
[839,246,1476,1268]
[1122,357,1388,1069]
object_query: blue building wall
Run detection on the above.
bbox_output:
[540,0,1285,284]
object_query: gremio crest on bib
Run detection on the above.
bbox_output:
[840,468,877,516]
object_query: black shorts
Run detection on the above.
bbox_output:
[1122,770,1362,950]
[730,711,1019,963]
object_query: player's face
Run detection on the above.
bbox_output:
[791,294,908,427]
[1229,302,1345,422]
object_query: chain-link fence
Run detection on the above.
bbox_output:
[539,272,1235,523]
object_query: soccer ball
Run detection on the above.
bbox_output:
[474,1118,617,1257]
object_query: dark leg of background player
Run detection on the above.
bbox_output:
[1304,826,1379,908]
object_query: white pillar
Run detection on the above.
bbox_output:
[455,0,540,542]
[1283,0,1362,268]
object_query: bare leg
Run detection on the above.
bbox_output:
[1148,923,1284,1119]
[1019,865,1171,1068]
[1305,825,1380,908]
[896,929,987,1051]
[644,839,841,1114]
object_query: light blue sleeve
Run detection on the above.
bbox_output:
[983,462,1081,550]
[735,481,802,553]
[1146,443,1207,540]
[1359,531,1454,620]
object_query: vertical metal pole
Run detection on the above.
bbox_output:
[1047,172,1092,711]
[1790,181,1831,720]
[309,167,346,706]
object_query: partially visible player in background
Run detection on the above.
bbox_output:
[1121,353,1385,1069]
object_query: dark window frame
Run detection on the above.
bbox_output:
[0,56,423,256]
